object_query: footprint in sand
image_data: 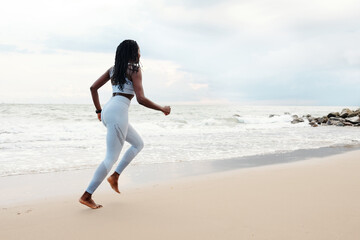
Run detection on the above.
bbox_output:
[16,209,32,215]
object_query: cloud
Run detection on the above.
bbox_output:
[189,83,208,90]
[0,50,113,104]
[0,44,17,52]
[0,0,359,105]
[0,44,31,53]
[140,58,214,103]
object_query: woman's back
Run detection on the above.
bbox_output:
[109,66,135,95]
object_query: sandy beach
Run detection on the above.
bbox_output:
[1,149,360,240]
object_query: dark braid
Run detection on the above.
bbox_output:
[111,40,140,91]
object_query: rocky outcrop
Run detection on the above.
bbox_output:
[291,108,360,127]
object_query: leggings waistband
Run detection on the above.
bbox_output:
[111,95,131,106]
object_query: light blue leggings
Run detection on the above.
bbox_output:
[86,96,144,194]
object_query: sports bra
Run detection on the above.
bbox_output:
[109,66,135,95]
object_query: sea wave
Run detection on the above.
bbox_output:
[1,104,359,177]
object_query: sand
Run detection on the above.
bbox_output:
[1,150,360,240]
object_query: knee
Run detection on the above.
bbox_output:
[103,159,115,173]
[135,138,144,152]
[103,153,119,171]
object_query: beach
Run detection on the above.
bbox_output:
[1,0,359,238]
[1,149,360,240]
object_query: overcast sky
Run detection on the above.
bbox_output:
[0,0,359,105]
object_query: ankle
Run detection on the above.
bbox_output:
[81,191,92,200]
[111,172,120,179]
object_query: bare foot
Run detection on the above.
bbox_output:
[79,192,102,209]
[107,174,121,194]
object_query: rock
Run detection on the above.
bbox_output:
[336,122,345,127]
[343,122,353,127]
[307,117,315,122]
[326,118,345,125]
[304,114,313,121]
[340,108,353,118]
[269,114,279,118]
[318,117,328,124]
[309,121,318,127]
[326,116,346,126]
[329,117,346,123]
[327,112,339,118]
[291,115,305,124]
[348,109,360,118]
[346,116,360,124]
[284,112,290,115]
[291,118,304,124]
[233,114,241,117]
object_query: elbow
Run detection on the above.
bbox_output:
[136,96,146,105]
[90,86,96,93]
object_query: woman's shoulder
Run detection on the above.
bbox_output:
[126,63,141,79]
[127,63,140,72]
[129,67,142,82]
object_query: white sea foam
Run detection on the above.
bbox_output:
[0,104,359,177]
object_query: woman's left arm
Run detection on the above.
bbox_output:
[132,70,171,115]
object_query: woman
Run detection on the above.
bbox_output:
[79,40,171,209]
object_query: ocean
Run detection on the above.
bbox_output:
[1,103,359,177]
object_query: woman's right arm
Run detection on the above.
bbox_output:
[132,70,171,115]
[90,68,112,121]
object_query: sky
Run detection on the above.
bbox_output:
[0,0,359,105]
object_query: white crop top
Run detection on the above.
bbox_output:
[109,66,135,95]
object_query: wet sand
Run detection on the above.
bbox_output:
[1,150,360,239]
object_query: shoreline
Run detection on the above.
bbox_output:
[1,145,360,207]
[1,149,360,239]
[3,143,360,178]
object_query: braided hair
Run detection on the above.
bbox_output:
[111,40,140,91]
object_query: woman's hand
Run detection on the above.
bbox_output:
[97,113,101,121]
[162,106,171,116]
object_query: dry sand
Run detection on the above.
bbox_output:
[1,150,360,240]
